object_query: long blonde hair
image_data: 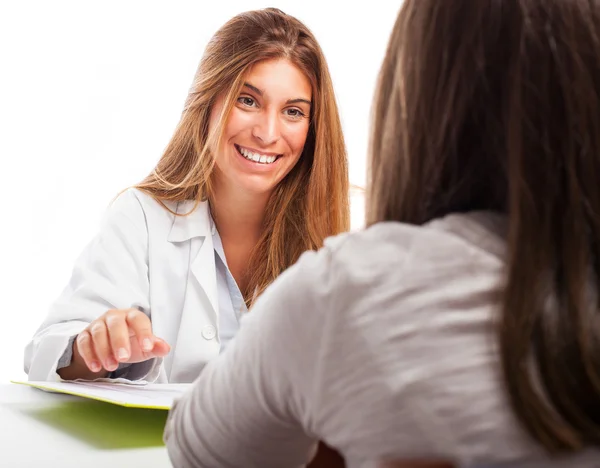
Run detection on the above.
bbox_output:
[136,8,349,305]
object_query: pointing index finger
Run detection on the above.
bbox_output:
[125,308,155,352]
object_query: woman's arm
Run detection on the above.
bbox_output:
[164,245,339,467]
[24,189,160,382]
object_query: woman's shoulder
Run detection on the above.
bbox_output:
[295,213,507,313]
[325,211,507,269]
[319,219,449,270]
[103,189,210,240]
[109,189,208,221]
[109,188,172,215]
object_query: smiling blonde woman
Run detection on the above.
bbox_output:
[24,8,349,385]
[164,0,600,467]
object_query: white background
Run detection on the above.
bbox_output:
[0,0,402,383]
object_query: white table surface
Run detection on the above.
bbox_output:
[0,382,172,467]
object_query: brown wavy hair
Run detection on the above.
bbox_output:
[135,8,349,305]
[368,0,600,454]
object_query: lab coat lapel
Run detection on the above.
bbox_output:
[167,201,220,382]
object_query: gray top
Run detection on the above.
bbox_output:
[164,212,600,467]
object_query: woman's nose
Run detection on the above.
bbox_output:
[251,111,281,146]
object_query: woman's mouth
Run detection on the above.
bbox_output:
[235,144,281,165]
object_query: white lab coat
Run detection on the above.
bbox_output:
[24,189,222,383]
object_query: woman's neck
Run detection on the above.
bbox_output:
[209,184,270,244]
[209,181,271,294]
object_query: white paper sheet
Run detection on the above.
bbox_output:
[11,380,191,410]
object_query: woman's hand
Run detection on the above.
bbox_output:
[58,308,170,380]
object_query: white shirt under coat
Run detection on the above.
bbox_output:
[24,189,246,383]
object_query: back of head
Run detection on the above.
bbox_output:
[368,0,600,454]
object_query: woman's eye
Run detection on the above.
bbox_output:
[238,96,256,107]
[286,108,305,118]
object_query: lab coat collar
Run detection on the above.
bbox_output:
[167,199,215,243]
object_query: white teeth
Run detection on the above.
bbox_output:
[238,146,277,164]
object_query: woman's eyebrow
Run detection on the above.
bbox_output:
[286,98,312,106]
[243,82,263,96]
[243,82,311,106]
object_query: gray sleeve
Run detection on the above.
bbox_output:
[164,246,338,467]
[56,335,77,370]
[108,359,158,380]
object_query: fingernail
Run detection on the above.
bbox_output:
[142,338,152,351]
[90,361,101,373]
[117,348,129,361]
[107,357,118,369]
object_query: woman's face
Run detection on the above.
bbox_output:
[210,58,312,197]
